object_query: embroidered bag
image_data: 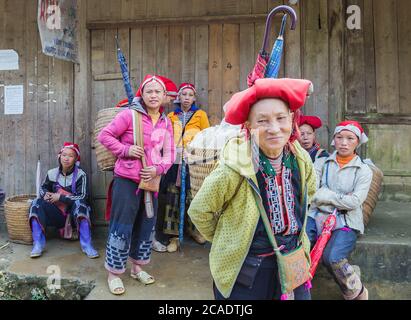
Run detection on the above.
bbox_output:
[256,185,311,297]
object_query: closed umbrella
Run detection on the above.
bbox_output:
[115,36,155,219]
[247,5,297,86]
[309,209,338,278]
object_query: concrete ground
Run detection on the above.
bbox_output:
[0,200,410,300]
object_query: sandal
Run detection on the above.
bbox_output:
[131,270,155,285]
[152,239,167,252]
[107,277,125,295]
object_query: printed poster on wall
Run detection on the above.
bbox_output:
[37,0,79,63]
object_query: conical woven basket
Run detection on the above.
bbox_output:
[4,194,35,245]
[94,107,122,171]
[362,164,384,226]
[187,147,220,198]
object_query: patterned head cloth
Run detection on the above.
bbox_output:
[59,142,80,166]
[331,120,368,146]
[134,74,167,100]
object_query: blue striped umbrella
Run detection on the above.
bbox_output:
[179,159,187,246]
[265,14,288,78]
[115,36,134,105]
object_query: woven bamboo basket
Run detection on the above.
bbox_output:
[187,147,220,198]
[94,107,122,171]
[4,194,36,245]
[362,164,384,226]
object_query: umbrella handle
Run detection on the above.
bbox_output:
[261,5,297,54]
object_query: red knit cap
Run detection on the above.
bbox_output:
[134,74,166,99]
[332,120,368,145]
[298,115,322,130]
[178,82,196,95]
[134,75,176,98]
[225,78,313,125]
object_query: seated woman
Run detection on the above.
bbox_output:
[188,78,316,300]
[306,120,372,300]
[297,115,329,188]
[160,83,210,253]
[28,142,99,259]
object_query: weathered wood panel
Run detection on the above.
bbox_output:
[374,0,400,114]
[207,24,223,125]
[222,24,240,106]
[398,0,411,114]
[195,25,209,109]
[302,0,330,148]
[345,0,366,115]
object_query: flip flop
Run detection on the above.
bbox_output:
[107,277,125,295]
[131,270,155,285]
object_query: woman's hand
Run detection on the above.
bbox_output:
[128,146,145,159]
[45,192,60,204]
[140,166,157,181]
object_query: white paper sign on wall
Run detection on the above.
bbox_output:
[0,50,19,70]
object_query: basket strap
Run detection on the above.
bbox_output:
[132,110,147,168]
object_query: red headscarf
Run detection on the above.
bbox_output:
[298,115,322,130]
[224,78,313,125]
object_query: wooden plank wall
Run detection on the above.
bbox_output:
[0,0,74,199]
[1,0,411,221]
[86,0,411,213]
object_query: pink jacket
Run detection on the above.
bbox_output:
[97,105,176,183]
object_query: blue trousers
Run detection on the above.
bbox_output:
[306,216,357,267]
[105,177,157,275]
[306,216,363,298]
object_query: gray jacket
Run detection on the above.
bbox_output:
[309,151,372,234]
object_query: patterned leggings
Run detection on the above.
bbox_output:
[105,177,157,275]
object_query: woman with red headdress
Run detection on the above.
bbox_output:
[159,82,210,253]
[188,78,316,300]
[28,142,99,259]
[98,74,175,295]
[297,115,329,188]
[306,120,372,300]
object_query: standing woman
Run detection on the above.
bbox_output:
[161,83,210,252]
[28,142,98,259]
[297,115,329,187]
[188,78,316,300]
[307,121,372,300]
[98,75,175,295]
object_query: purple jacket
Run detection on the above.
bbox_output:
[97,104,176,183]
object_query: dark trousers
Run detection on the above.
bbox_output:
[29,198,66,230]
[105,177,158,275]
[213,255,311,300]
[29,198,91,231]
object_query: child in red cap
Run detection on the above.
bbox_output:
[159,82,210,252]
[28,142,99,259]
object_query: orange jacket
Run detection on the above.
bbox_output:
[167,105,210,148]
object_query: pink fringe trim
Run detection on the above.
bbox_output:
[305,280,312,290]
[281,294,288,300]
